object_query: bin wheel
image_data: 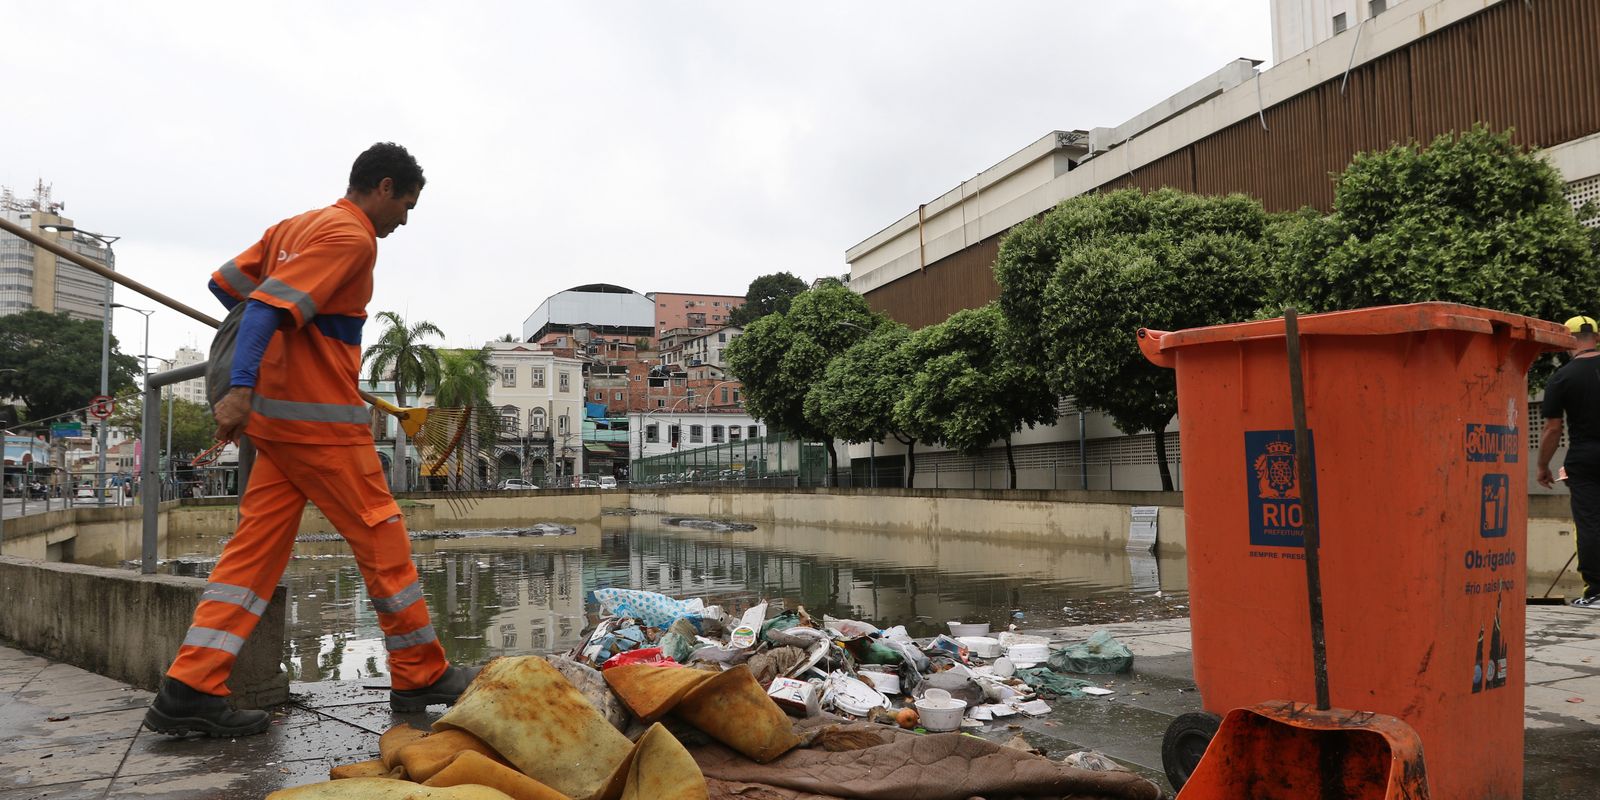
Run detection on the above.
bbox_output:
[1161,711,1221,792]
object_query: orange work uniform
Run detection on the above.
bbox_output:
[166,199,447,695]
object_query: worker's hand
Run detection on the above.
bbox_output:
[1537,464,1556,489]
[214,387,255,443]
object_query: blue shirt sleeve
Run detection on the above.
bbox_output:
[230,300,289,388]
[209,278,240,311]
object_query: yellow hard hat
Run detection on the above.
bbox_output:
[1565,316,1598,334]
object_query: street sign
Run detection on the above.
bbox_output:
[50,422,83,438]
[88,395,114,420]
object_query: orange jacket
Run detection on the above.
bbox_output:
[210,199,377,445]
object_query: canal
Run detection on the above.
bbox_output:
[162,510,1188,683]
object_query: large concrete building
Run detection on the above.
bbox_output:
[483,341,588,484]
[645,292,746,339]
[845,0,1600,491]
[169,345,207,406]
[521,284,656,346]
[0,183,113,322]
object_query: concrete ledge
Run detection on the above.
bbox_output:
[0,556,288,709]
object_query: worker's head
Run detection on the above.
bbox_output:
[1565,315,1598,351]
[346,142,425,238]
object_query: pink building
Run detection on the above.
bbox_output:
[645,292,745,339]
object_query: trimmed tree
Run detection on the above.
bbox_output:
[724,284,877,485]
[1281,125,1600,382]
[804,322,934,486]
[897,304,1058,489]
[1003,188,1274,491]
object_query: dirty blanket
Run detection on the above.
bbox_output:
[692,721,1161,800]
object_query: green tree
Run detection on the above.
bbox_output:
[1022,189,1273,490]
[1281,127,1599,378]
[804,322,936,486]
[897,304,1057,489]
[433,348,495,407]
[724,284,877,485]
[0,310,138,420]
[726,272,808,327]
[362,311,444,490]
[108,396,215,457]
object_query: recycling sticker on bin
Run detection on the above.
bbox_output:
[1245,429,1317,552]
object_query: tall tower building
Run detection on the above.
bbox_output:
[169,345,209,406]
[0,181,114,322]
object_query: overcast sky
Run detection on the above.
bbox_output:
[2,1,1270,362]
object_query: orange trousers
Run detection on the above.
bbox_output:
[167,439,447,695]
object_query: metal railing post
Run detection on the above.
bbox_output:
[141,361,207,574]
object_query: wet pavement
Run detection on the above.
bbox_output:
[4,605,1598,798]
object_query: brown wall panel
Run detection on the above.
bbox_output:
[866,0,1600,327]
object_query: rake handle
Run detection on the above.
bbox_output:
[1285,307,1332,712]
[0,214,411,422]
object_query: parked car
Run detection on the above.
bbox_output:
[496,479,538,491]
[577,478,601,488]
[598,476,618,489]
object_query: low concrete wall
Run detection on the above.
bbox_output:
[397,489,604,526]
[171,499,439,536]
[626,487,1190,553]
[0,502,176,565]
[0,556,288,708]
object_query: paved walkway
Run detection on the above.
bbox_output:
[1,605,1596,799]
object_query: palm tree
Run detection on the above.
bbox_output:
[433,347,501,489]
[362,311,444,491]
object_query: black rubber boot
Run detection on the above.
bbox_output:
[390,664,481,712]
[143,677,271,738]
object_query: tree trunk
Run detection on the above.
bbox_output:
[825,440,838,488]
[1005,434,1017,489]
[391,387,408,493]
[1153,417,1175,491]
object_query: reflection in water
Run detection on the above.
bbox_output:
[162,516,1188,682]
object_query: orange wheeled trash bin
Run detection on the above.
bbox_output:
[1139,303,1572,799]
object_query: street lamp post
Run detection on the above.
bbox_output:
[114,304,154,479]
[43,226,119,506]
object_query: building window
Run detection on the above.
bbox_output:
[718,332,726,342]
[733,389,741,403]
[501,367,516,387]
[712,315,720,322]
[501,405,520,434]
[614,391,624,401]
[531,368,546,388]
[711,425,724,443]
[728,427,742,442]
[558,414,569,434]
[530,408,546,431]
[669,425,681,446]
[712,301,720,307]
[690,425,703,443]
[594,390,603,401]
[687,389,695,401]
[720,388,729,404]
[1332,12,1347,33]
[646,424,659,443]
[633,374,641,381]
[656,398,666,408]
[559,371,570,392]
[748,425,758,439]
[1369,0,1386,16]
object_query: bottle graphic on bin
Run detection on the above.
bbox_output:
[1473,627,1484,694]
[1492,594,1508,688]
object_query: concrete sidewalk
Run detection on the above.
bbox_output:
[2,605,1597,799]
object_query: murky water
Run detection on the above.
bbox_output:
[162,512,1189,683]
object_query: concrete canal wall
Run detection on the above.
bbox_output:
[0,555,288,708]
[627,487,1585,588]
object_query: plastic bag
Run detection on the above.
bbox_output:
[593,588,705,629]
[1016,667,1092,697]
[1048,631,1134,674]
[823,615,878,640]
[601,647,680,671]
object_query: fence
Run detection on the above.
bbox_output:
[632,432,832,487]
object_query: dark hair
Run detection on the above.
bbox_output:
[348,142,426,195]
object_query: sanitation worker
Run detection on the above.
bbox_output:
[1538,314,1600,609]
[144,143,475,737]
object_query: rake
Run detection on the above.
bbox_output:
[0,215,495,515]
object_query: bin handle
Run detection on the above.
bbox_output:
[1138,328,1175,368]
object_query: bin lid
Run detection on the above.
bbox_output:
[1140,302,1572,363]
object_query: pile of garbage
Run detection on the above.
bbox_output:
[267,589,1159,800]
[575,588,1135,733]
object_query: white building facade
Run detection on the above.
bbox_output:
[484,341,587,484]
